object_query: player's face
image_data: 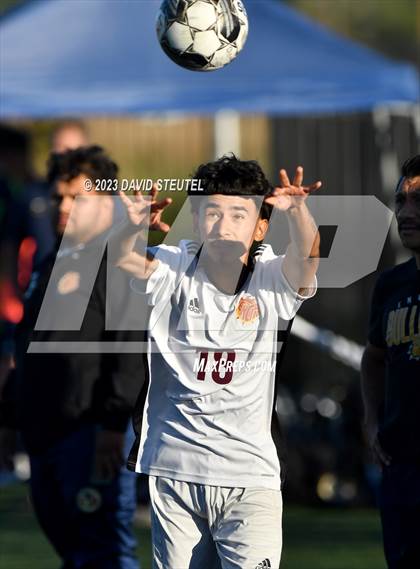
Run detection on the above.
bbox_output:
[195,194,268,263]
[53,174,113,243]
[395,176,420,253]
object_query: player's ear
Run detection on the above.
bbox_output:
[253,218,268,242]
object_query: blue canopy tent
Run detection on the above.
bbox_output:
[0,0,418,371]
[0,0,418,117]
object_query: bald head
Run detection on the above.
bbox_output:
[51,122,88,154]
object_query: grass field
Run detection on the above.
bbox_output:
[0,482,385,569]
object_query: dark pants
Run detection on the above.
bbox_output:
[29,424,138,569]
[380,462,420,569]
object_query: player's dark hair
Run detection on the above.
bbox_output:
[396,154,420,192]
[401,154,420,179]
[189,154,273,220]
[47,145,118,188]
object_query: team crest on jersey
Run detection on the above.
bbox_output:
[76,487,102,513]
[235,294,259,324]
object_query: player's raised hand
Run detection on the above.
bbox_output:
[119,184,172,233]
[265,166,322,211]
[148,184,172,233]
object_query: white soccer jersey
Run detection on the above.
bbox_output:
[131,240,315,490]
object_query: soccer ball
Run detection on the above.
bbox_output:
[156,0,249,72]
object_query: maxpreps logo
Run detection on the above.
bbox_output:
[386,295,420,361]
[29,195,394,354]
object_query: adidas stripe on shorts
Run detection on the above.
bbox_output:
[149,476,283,569]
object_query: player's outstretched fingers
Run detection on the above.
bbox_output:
[151,197,172,212]
[156,220,171,233]
[279,169,291,188]
[120,189,145,211]
[119,190,151,230]
[303,181,322,193]
[293,166,304,187]
[118,190,133,208]
[150,183,158,202]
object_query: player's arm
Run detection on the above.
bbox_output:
[361,342,390,466]
[265,167,321,295]
[113,185,172,279]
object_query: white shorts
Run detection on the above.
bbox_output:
[149,476,283,569]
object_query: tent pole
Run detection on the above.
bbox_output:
[213,110,241,159]
[372,105,399,198]
[372,105,400,263]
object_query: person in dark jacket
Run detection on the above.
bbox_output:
[0,146,145,569]
[361,155,420,569]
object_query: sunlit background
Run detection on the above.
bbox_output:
[0,1,418,568]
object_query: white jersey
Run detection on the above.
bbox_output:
[130,240,315,490]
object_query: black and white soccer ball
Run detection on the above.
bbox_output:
[156,0,249,72]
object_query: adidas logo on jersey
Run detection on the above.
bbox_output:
[254,560,271,569]
[184,240,200,256]
[252,243,276,267]
[188,298,200,313]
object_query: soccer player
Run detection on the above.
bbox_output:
[361,155,420,569]
[116,155,321,568]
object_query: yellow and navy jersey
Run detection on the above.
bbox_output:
[368,257,420,460]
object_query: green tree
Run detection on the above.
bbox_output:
[286,0,418,64]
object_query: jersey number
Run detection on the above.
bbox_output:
[196,351,236,385]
